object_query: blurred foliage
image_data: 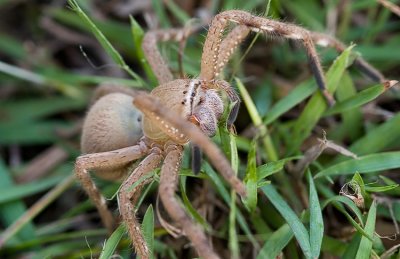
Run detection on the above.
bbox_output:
[0,0,399,258]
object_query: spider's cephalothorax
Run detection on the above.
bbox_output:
[75,10,393,259]
[142,79,226,144]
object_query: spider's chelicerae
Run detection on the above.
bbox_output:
[75,10,392,259]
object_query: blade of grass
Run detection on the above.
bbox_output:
[355,201,377,259]
[229,127,240,259]
[179,179,211,230]
[257,157,300,181]
[130,16,157,87]
[151,0,171,28]
[322,196,364,227]
[330,72,362,142]
[164,0,190,24]
[0,97,86,125]
[243,139,258,212]
[348,113,400,156]
[324,83,388,116]
[0,175,74,247]
[0,159,36,244]
[308,171,323,258]
[256,224,294,259]
[142,205,155,259]
[315,151,400,178]
[203,162,259,249]
[263,79,317,125]
[0,61,81,97]
[0,121,74,145]
[0,175,65,203]
[261,185,312,258]
[67,0,144,85]
[236,77,278,161]
[99,224,125,259]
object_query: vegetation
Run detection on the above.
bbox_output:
[0,0,399,258]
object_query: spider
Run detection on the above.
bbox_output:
[75,10,389,259]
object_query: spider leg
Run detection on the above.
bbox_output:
[309,32,386,83]
[142,25,202,84]
[159,144,219,259]
[201,11,335,104]
[75,143,149,232]
[133,93,246,197]
[215,25,250,77]
[118,148,163,259]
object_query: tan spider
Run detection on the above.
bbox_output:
[75,10,389,259]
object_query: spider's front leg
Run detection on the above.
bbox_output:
[118,146,163,259]
[159,143,220,259]
[201,10,336,104]
[75,144,149,232]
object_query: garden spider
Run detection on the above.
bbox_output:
[75,10,389,259]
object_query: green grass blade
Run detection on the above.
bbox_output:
[0,97,86,125]
[0,121,74,145]
[151,0,171,28]
[355,201,377,259]
[261,185,312,258]
[324,83,386,116]
[0,175,65,203]
[330,72,362,141]
[203,163,259,248]
[142,205,155,259]
[322,196,364,228]
[67,0,143,85]
[236,77,278,161]
[0,159,36,244]
[99,224,125,259]
[364,184,399,193]
[257,157,300,181]
[130,16,157,87]
[348,113,400,155]
[0,61,81,97]
[179,179,211,230]
[229,190,239,259]
[263,80,317,125]
[257,224,293,259]
[308,171,323,258]
[164,0,190,24]
[229,131,240,259]
[243,139,258,212]
[315,151,400,178]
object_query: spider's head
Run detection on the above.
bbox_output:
[188,80,224,137]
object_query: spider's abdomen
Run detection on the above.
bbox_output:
[81,93,143,154]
